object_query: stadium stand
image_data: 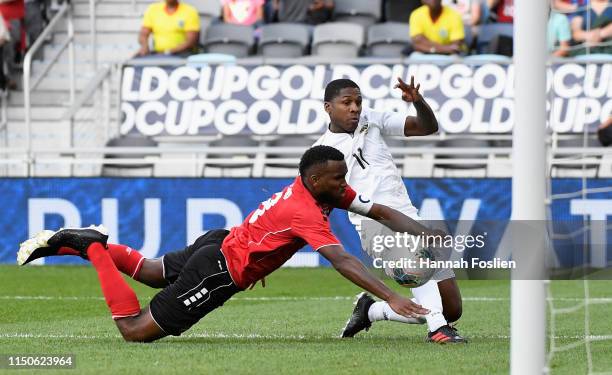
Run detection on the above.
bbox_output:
[259,23,310,57]
[552,136,603,177]
[366,22,411,57]
[265,135,316,176]
[433,138,493,177]
[204,135,261,177]
[383,0,421,23]
[202,23,255,57]
[311,22,364,57]
[0,0,609,180]
[475,22,514,54]
[190,0,222,33]
[333,0,382,28]
[102,134,159,177]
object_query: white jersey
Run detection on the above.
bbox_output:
[313,107,420,228]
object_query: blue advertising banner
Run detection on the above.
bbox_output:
[1,178,611,266]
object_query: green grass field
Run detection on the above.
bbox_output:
[1,265,611,374]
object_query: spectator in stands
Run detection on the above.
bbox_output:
[548,6,572,56]
[264,0,276,22]
[487,0,513,23]
[569,0,612,55]
[137,0,200,57]
[0,11,9,90]
[597,117,612,147]
[443,0,484,28]
[553,0,588,14]
[222,0,265,27]
[384,0,422,23]
[275,0,334,25]
[409,0,465,55]
[24,0,43,47]
[0,0,24,90]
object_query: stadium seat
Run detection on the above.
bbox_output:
[204,135,260,177]
[552,136,602,177]
[476,23,513,55]
[259,23,311,58]
[312,22,364,58]
[102,134,159,177]
[367,22,411,57]
[191,0,222,32]
[265,136,315,176]
[202,24,255,58]
[333,0,382,28]
[433,138,492,177]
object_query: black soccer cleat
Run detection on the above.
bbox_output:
[426,325,468,344]
[17,225,109,265]
[341,292,375,338]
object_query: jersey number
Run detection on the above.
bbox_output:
[249,187,293,224]
[352,148,369,169]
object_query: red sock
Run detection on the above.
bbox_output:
[106,244,145,280]
[58,247,80,256]
[87,243,141,320]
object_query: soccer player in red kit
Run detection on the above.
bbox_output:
[17,146,436,342]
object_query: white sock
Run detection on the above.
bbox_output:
[367,301,425,324]
[411,279,447,332]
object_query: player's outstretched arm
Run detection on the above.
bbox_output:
[318,245,429,318]
[395,76,439,137]
[365,203,442,237]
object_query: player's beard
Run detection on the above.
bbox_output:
[317,190,340,206]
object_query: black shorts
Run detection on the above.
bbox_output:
[149,230,241,336]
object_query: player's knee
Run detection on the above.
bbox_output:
[116,319,147,342]
[120,327,152,342]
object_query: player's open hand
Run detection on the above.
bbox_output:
[388,294,429,318]
[394,76,422,103]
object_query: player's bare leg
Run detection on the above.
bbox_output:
[85,242,168,342]
[114,306,166,342]
[137,259,167,288]
[438,277,463,323]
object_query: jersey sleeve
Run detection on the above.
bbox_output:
[291,210,342,251]
[336,185,374,216]
[365,107,407,136]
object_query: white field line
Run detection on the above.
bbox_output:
[1,332,612,342]
[1,295,612,302]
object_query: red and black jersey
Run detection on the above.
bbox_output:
[220,176,370,289]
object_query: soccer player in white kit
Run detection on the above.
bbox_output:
[314,77,466,343]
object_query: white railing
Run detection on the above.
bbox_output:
[0,143,610,177]
[23,1,75,174]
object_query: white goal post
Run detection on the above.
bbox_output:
[511,0,548,374]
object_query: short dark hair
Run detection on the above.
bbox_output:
[324,79,359,102]
[299,145,345,176]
